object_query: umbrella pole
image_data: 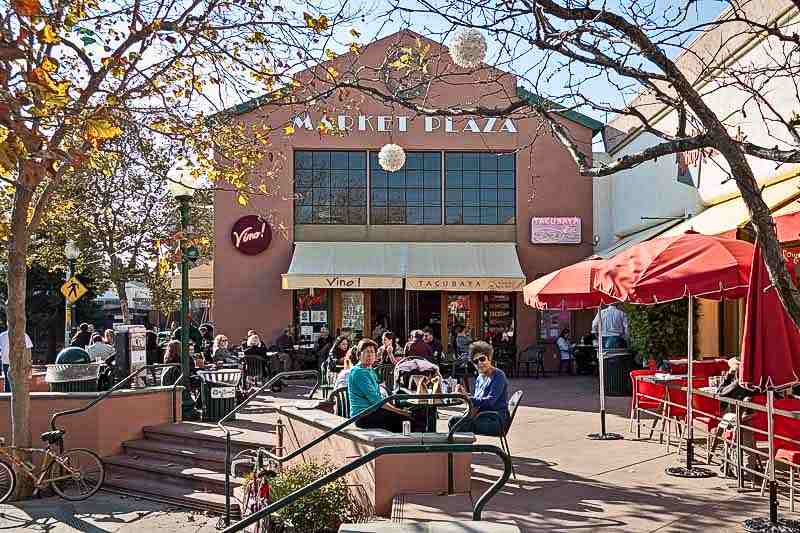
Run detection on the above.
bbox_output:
[666,297,714,478]
[744,389,800,533]
[588,305,622,441]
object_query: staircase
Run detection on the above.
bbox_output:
[103,421,275,517]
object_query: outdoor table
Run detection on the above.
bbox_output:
[404,397,460,432]
[635,373,689,444]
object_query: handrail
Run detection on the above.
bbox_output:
[218,370,321,526]
[221,443,511,533]
[50,363,184,452]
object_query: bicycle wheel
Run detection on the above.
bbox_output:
[0,458,16,503]
[49,448,105,501]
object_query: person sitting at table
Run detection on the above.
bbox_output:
[325,335,351,373]
[448,341,509,437]
[423,327,443,358]
[714,357,759,477]
[212,335,233,363]
[315,327,333,364]
[349,339,424,432]
[556,328,575,375]
[86,333,115,362]
[453,325,472,356]
[404,330,433,360]
[377,331,398,366]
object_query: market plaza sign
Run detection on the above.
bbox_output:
[291,114,518,134]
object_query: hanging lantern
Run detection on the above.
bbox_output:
[449,28,487,69]
[378,143,406,172]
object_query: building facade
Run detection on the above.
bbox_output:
[213,31,600,362]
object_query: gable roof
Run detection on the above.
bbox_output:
[219,30,604,134]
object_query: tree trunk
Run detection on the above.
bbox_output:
[116,279,131,325]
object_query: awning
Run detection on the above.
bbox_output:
[592,218,684,259]
[170,261,213,293]
[404,243,526,291]
[282,242,526,291]
[662,174,800,239]
[282,242,406,289]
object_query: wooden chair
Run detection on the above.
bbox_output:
[331,386,350,418]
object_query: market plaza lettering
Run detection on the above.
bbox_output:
[291,114,518,134]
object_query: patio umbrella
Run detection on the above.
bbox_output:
[740,242,800,533]
[523,259,623,441]
[592,232,754,477]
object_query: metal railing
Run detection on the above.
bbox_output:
[218,388,472,527]
[221,442,511,533]
[50,364,184,452]
[217,370,321,526]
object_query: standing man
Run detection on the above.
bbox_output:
[70,323,92,348]
[0,323,34,393]
[592,304,629,349]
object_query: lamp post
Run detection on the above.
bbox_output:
[64,240,80,346]
[167,160,198,420]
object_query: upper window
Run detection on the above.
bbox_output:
[445,152,515,225]
[370,152,442,225]
[294,151,367,224]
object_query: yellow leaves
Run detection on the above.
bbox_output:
[325,66,338,80]
[350,28,361,38]
[41,57,59,73]
[349,43,362,55]
[12,0,40,18]
[303,12,329,33]
[0,135,26,177]
[283,125,295,136]
[29,66,59,92]
[0,126,8,145]
[84,118,122,147]
[236,192,249,207]
[38,24,60,44]
[324,49,337,60]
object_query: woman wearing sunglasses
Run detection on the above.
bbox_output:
[448,341,509,436]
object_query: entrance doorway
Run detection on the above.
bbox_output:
[407,291,442,340]
[371,289,405,340]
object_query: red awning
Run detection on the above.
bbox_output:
[717,210,800,243]
[523,259,616,310]
[591,232,753,304]
[740,243,800,390]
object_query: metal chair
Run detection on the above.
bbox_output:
[469,390,524,479]
[517,345,546,378]
[331,386,350,418]
[242,354,269,387]
[320,363,336,399]
[374,363,395,391]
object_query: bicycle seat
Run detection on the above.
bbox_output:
[40,429,65,444]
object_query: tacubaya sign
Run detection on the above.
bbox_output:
[231,215,271,255]
[290,114,518,134]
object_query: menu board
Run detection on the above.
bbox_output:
[341,291,365,336]
[295,288,329,345]
[447,294,473,335]
[483,293,514,342]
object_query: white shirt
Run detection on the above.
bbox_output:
[0,330,34,365]
[556,337,573,360]
[592,306,629,338]
[86,342,115,362]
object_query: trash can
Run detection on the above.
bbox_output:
[46,364,102,392]
[602,349,634,396]
[197,369,241,422]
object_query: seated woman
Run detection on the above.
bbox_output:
[448,341,509,437]
[348,338,425,433]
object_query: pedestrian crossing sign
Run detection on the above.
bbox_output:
[61,276,88,304]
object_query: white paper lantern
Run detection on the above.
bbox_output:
[449,28,487,69]
[378,143,406,172]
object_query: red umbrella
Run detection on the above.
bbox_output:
[740,243,800,391]
[523,259,616,310]
[591,231,753,304]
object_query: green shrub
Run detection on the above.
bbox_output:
[624,301,695,365]
[268,458,368,532]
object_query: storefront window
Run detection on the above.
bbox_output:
[341,291,365,338]
[445,152,515,225]
[539,310,572,342]
[370,151,442,224]
[295,289,329,346]
[483,293,515,344]
[447,294,473,338]
[294,151,367,224]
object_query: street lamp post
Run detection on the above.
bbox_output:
[64,241,80,346]
[167,160,198,420]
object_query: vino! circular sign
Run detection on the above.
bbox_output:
[231,215,271,255]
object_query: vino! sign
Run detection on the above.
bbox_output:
[231,215,271,255]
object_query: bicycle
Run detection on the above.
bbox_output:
[0,428,105,502]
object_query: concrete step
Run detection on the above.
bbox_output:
[339,522,520,532]
[102,474,240,517]
[121,438,228,470]
[104,455,244,494]
[142,422,274,456]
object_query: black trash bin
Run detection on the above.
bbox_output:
[198,369,241,422]
[602,349,633,396]
[46,364,102,392]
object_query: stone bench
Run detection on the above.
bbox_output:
[339,522,521,532]
[277,405,475,517]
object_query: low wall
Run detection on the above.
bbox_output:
[0,386,181,457]
[0,372,51,393]
[278,405,474,517]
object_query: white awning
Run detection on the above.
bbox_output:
[282,242,526,291]
[592,219,684,259]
